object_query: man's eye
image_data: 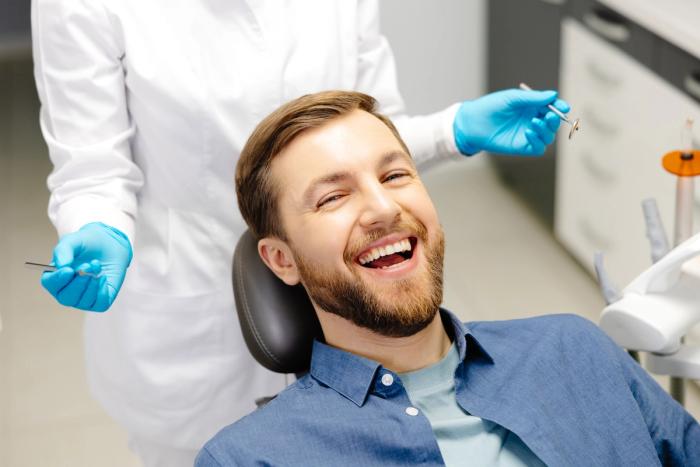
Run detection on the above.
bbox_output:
[384,172,408,183]
[318,194,343,208]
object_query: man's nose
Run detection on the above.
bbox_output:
[358,183,401,228]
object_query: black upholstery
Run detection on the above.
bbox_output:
[232,230,322,374]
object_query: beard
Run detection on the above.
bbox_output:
[293,216,444,338]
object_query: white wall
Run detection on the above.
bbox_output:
[379,0,486,114]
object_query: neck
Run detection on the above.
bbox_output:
[316,309,451,373]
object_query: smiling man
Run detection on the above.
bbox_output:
[196,91,699,466]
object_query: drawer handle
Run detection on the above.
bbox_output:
[581,150,617,183]
[684,72,700,101]
[579,218,612,250]
[539,0,566,5]
[585,60,622,87]
[583,10,630,43]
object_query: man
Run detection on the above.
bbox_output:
[196,91,699,466]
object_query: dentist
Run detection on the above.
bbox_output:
[31,0,568,465]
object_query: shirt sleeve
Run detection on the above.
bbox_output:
[32,0,143,243]
[354,0,463,168]
[609,337,700,464]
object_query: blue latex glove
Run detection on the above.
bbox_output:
[453,89,571,156]
[41,222,133,312]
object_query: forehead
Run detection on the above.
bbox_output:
[270,109,411,199]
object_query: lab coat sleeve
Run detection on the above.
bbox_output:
[354,0,463,169]
[32,0,142,243]
[611,340,700,464]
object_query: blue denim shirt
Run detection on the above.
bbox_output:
[196,310,700,466]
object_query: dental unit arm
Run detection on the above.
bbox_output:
[600,233,700,358]
[598,120,700,384]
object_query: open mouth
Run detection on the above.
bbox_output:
[357,237,417,269]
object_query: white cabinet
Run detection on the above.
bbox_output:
[556,19,700,286]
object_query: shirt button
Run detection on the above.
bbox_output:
[405,407,419,416]
[381,373,394,386]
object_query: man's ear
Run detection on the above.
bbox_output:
[258,237,300,286]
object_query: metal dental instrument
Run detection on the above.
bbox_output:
[24,261,103,278]
[519,82,581,140]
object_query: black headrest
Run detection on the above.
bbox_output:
[232,230,322,374]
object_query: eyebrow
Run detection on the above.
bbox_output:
[301,150,412,207]
[378,150,412,168]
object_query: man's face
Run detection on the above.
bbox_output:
[267,109,444,337]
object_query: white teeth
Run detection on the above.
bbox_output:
[359,238,413,265]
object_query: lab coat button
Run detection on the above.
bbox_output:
[381,373,394,386]
[405,407,419,416]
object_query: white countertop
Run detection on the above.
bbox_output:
[599,0,700,59]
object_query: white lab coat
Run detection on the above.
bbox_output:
[31,0,462,450]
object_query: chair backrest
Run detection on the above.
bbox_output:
[232,230,322,374]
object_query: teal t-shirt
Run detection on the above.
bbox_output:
[398,343,546,467]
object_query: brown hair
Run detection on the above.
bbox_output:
[236,90,410,240]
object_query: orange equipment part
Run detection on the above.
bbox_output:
[662,150,700,177]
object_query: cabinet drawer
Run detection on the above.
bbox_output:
[654,38,700,106]
[555,180,664,284]
[566,0,654,67]
[556,191,617,275]
[559,18,635,124]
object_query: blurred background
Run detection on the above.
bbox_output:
[2,0,700,465]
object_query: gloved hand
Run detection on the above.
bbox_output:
[453,89,571,156]
[41,222,133,312]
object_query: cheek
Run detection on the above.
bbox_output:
[427,205,441,229]
[299,213,356,265]
[401,187,440,226]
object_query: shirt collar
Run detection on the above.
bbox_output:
[309,308,494,407]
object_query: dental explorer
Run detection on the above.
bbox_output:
[519,82,580,140]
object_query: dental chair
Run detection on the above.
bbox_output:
[232,230,322,386]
